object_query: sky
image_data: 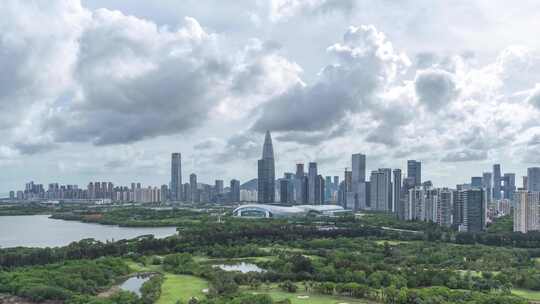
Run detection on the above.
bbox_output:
[2,0,540,193]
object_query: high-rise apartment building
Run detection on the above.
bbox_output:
[437,188,453,227]
[514,190,540,233]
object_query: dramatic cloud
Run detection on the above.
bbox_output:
[0,0,87,137]
[46,14,232,145]
[252,25,410,136]
[442,149,488,162]
[1,1,300,153]
[4,0,540,192]
[270,0,355,21]
[527,84,540,109]
[414,68,458,111]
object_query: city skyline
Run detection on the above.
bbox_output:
[3,1,540,194]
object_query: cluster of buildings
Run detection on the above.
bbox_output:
[10,153,241,204]
[254,132,540,233]
[8,130,540,233]
[14,181,165,204]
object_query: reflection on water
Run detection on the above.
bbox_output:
[120,276,151,296]
[215,262,264,273]
[0,215,177,248]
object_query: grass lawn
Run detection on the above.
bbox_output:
[126,260,162,272]
[251,290,373,304]
[156,274,209,304]
[246,284,375,304]
[512,288,540,301]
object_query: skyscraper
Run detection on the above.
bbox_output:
[352,154,366,186]
[460,189,485,232]
[295,163,305,204]
[503,173,516,200]
[482,172,492,205]
[351,153,367,210]
[215,180,224,194]
[527,167,540,192]
[397,177,415,220]
[230,179,240,202]
[308,162,318,204]
[407,160,421,186]
[343,169,354,209]
[493,164,502,200]
[190,173,198,203]
[325,176,332,202]
[170,153,182,201]
[370,169,392,212]
[471,177,482,188]
[257,131,275,203]
[315,174,324,204]
[393,169,402,213]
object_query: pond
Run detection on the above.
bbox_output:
[0,215,177,248]
[214,262,265,273]
[119,275,151,296]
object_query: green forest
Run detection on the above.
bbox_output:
[1,208,539,303]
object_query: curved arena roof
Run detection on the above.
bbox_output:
[232,204,345,218]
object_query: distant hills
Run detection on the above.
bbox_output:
[240,178,257,191]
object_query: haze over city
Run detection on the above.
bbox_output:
[2,0,540,193]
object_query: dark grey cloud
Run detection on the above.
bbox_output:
[12,142,57,155]
[415,68,458,111]
[441,149,487,162]
[252,25,409,139]
[275,121,350,145]
[44,14,232,146]
[215,133,259,162]
[194,138,220,150]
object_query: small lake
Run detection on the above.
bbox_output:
[215,262,265,273]
[120,276,151,296]
[0,215,177,248]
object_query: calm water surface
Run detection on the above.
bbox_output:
[120,276,151,296]
[0,215,177,248]
[215,262,264,273]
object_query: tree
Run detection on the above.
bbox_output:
[279,281,297,293]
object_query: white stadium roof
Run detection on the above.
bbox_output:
[232,204,346,218]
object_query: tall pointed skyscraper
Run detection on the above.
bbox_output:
[258,131,275,203]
